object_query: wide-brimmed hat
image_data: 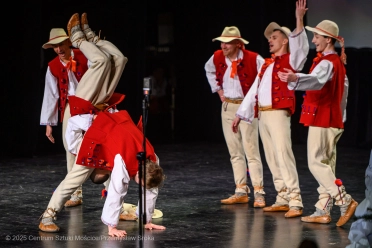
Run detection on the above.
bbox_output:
[42,28,69,49]
[305,20,342,42]
[121,203,163,219]
[212,26,249,44]
[264,22,291,40]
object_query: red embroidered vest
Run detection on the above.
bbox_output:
[75,110,157,177]
[213,50,258,95]
[299,54,346,128]
[48,49,88,122]
[257,54,296,115]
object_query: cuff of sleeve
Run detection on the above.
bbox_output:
[289,28,304,38]
[235,114,253,124]
[288,74,300,89]
[212,86,222,93]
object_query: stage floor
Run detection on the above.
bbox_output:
[0,141,369,248]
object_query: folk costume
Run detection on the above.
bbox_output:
[205,26,266,206]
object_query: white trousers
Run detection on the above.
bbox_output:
[307,126,347,209]
[75,39,127,105]
[221,102,263,194]
[258,110,302,208]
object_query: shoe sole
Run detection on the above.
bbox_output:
[285,212,303,218]
[39,224,60,233]
[64,200,83,207]
[301,217,331,224]
[221,201,249,205]
[263,208,289,212]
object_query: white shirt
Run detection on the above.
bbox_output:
[287,51,349,123]
[205,49,265,99]
[101,153,160,227]
[236,29,309,123]
[65,114,94,154]
[40,50,91,125]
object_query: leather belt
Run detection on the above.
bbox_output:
[258,106,273,111]
[224,98,243,104]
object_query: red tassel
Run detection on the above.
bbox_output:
[335,179,343,187]
[335,178,344,204]
[101,189,107,199]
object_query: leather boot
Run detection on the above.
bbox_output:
[301,208,331,224]
[253,186,265,208]
[336,198,358,226]
[67,13,86,48]
[285,207,303,218]
[39,208,60,232]
[81,13,100,43]
[64,189,83,207]
[263,204,289,212]
[221,184,249,204]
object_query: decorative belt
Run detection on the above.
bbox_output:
[258,106,273,111]
[258,106,290,115]
[224,98,243,104]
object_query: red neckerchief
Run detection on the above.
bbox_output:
[309,52,323,73]
[65,56,77,72]
[258,54,275,81]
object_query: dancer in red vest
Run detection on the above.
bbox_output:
[40,95,166,236]
[41,28,89,207]
[232,0,309,218]
[39,12,129,233]
[278,19,358,226]
[205,26,266,207]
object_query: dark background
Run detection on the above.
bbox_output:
[2,0,371,158]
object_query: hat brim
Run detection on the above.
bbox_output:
[305,26,342,42]
[264,22,291,40]
[122,203,163,219]
[42,36,69,49]
[212,37,249,44]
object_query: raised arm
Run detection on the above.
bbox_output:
[288,0,309,71]
[295,0,308,34]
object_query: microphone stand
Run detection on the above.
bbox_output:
[137,79,151,245]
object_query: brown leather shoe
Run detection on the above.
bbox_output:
[254,197,266,208]
[80,12,99,43]
[336,199,358,227]
[301,214,331,224]
[81,13,88,30]
[263,205,289,212]
[64,199,82,207]
[39,208,60,232]
[285,208,303,218]
[39,222,60,232]
[221,194,249,204]
[67,13,80,37]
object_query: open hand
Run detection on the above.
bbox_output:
[296,0,308,19]
[108,226,127,237]
[277,68,298,83]
[145,223,166,230]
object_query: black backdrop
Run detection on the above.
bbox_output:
[2,0,371,158]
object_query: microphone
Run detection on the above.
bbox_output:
[143,77,152,95]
